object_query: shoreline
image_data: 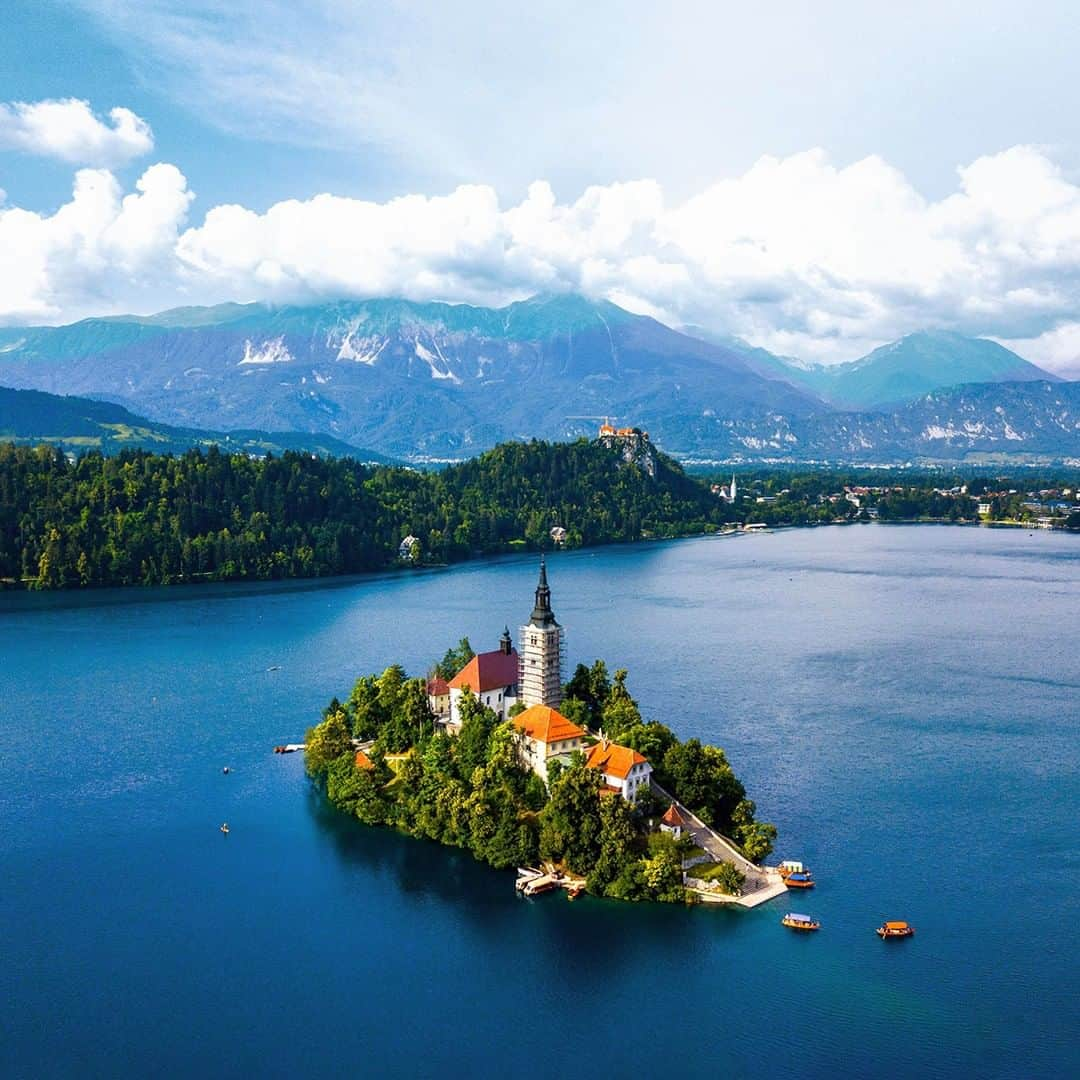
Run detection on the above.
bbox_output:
[1,517,1074,605]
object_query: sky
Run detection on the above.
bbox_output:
[3,0,1080,374]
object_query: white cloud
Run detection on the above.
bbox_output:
[73,1,1080,201]
[5,144,1080,373]
[0,98,153,167]
[0,164,192,321]
[1000,324,1080,380]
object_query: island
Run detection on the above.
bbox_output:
[304,558,783,906]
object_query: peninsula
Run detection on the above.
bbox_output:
[305,559,783,905]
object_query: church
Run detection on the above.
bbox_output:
[443,555,565,729]
[437,557,652,801]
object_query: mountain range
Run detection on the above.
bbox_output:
[720,329,1058,409]
[0,294,1076,463]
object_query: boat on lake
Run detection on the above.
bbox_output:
[781,913,820,931]
[785,872,815,888]
[877,920,915,939]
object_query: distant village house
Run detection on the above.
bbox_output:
[711,474,738,504]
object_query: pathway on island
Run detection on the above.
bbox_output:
[650,779,788,909]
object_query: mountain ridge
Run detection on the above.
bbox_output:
[0,385,394,461]
[705,327,1061,408]
[0,294,823,458]
[0,295,1075,462]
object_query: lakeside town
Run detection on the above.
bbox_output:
[713,471,1080,531]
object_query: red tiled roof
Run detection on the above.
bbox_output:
[448,649,519,693]
[584,741,648,780]
[512,704,585,745]
[355,750,374,770]
[661,803,687,827]
[427,676,450,696]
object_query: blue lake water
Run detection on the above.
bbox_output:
[2,525,1078,1078]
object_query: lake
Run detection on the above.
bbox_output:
[2,525,1077,1078]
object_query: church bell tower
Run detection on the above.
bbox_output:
[519,556,565,708]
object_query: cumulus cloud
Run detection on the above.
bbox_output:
[0,164,192,321]
[0,98,153,166]
[5,144,1080,373]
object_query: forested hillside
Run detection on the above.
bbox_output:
[0,437,732,588]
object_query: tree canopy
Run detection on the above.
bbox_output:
[0,437,732,589]
[307,653,776,901]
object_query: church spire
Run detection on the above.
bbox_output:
[529,555,557,627]
[520,555,564,707]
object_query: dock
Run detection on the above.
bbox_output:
[515,866,586,898]
[652,779,789,909]
[275,737,370,755]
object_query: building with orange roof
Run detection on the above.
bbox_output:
[446,628,519,730]
[355,750,375,771]
[584,738,653,802]
[660,802,687,838]
[511,703,587,782]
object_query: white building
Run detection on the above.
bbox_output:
[398,535,420,559]
[447,628,519,729]
[426,676,450,719]
[713,474,737,504]
[511,704,587,782]
[584,738,652,802]
[660,802,688,838]
[519,557,565,708]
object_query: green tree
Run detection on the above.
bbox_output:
[563,659,612,727]
[380,677,434,752]
[600,668,641,739]
[731,798,777,863]
[347,675,384,739]
[352,767,390,825]
[436,637,475,680]
[454,690,498,780]
[326,752,366,814]
[620,720,678,765]
[539,764,604,873]
[641,842,685,902]
[711,861,746,896]
[661,739,745,832]
[586,792,639,896]
[305,709,353,779]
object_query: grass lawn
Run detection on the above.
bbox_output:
[692,860,744,883]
